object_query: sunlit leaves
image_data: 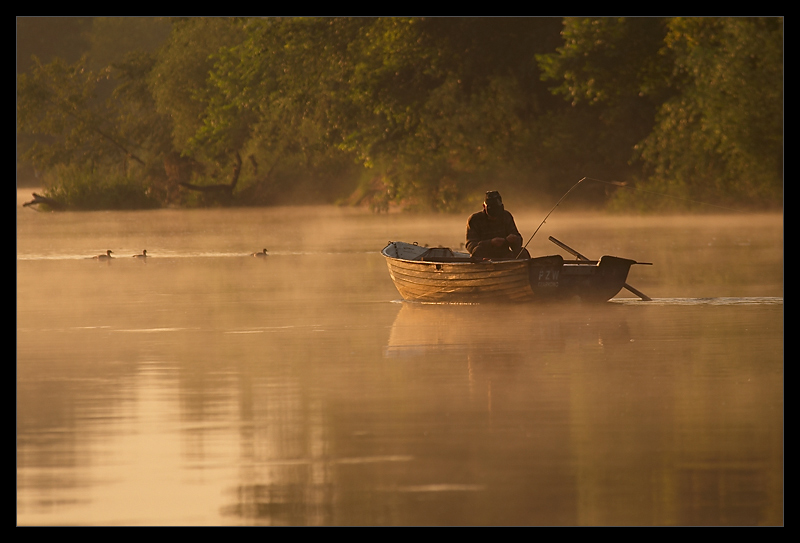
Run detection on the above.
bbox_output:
[18,16,782,211]
[148,17,248,156]
[17,55,133,170]
[538,16,783,209]
[634,17,783,207]
[537,17,670,107]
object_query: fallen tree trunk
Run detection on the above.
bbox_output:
[179,152,242,197]
[22,192,68,211]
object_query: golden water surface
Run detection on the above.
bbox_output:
[17,192,783,525]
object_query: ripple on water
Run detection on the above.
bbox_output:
[611,296,783,306]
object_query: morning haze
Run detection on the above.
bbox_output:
[17,17,783,526]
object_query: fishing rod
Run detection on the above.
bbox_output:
[515,176,588,258]
[515,176,744,258]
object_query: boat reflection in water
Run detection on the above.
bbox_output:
[380,301,782,526]
[384,300,634,361]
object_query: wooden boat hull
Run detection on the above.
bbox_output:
[382,241,639,303]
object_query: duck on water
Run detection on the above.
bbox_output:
[93,250,113,260]
[133,250,148,258]
[252,248,268,257]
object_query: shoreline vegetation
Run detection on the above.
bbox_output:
[17,17,783,213]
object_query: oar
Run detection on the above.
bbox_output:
[548,236,652,301]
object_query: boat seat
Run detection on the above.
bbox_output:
[415,247,461,261]
[419,256,477,263]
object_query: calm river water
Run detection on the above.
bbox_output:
[17,190,783,526]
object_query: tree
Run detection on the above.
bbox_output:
[149,18,248,158]
[338,17,566,210]
[193,17,571,211]
[16,53,169,209]
[17,56,144,172]
[27,17,779,212]
[535,17,672,199]
[537,16,783,210]
[183,17,364,205]
[631,17,783,209]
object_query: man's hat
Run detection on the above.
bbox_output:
[484,191,504,217]
[485,191,502,206]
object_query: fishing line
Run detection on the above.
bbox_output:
[585,177,745,213]
[517,176,587,256]
[516,176,744,257]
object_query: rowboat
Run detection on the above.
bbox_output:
[381,237,651,303]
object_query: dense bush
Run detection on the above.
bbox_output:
[42,166,160,210]
[17,17,783,212]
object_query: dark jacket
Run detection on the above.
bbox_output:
[465,209,522,256]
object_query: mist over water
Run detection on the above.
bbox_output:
[17,191,783,525]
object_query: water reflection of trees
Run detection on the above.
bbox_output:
[377,302,782,525]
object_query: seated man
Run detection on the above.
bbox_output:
[466,191,530,260]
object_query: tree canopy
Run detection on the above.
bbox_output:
[17,16,783,211]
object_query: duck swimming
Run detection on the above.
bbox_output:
[252,248,269,257]
[94,250,114,260]
[133,250,148,258]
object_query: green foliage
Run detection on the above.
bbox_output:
[17,17,784,212]
[41,165,160,210]
[627,17,783,209]
[17,50,178,209]
[538,16,782,211]
[148,17,248,156]
[110,51,174,162]
[189,17,569,210]
[537,17,671,108]
[535,18,672,195]
[18,56,122,170]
